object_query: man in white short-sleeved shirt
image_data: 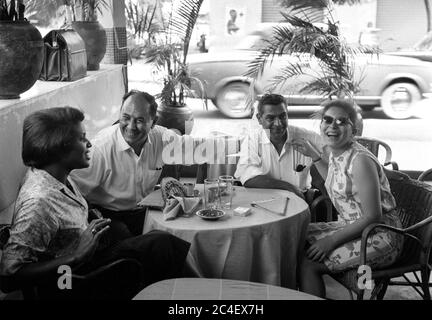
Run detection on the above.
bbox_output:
[234,93,324,200]
[70,90,192,239]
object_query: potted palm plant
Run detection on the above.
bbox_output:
[247,0,373,134]
[142,0,206,135]
[64,0,108,70]
[0,0,43,99]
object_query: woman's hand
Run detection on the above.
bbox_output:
[291,138,321,160]
[306,236,336,263]
[74,218,111,264]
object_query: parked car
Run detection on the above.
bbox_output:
[387,31,432,63]
[188,23,432,119]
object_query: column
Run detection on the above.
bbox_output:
[99,0,128,65]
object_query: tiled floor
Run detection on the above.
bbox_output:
[325,273,429,300]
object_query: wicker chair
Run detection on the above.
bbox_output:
[355,136,399,170]
[418,168,432,182]
[0,257,143,300]
[331,170,432,300]
[0,223,144,300]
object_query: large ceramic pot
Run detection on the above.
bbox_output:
[156,104,194,135]
[71,21,107,71]
[0,21,43,99]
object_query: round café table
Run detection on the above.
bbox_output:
[133,278,321,300]
[143,187,310,289]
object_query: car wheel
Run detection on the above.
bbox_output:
[381,82,421,119]
[215,82,254,118]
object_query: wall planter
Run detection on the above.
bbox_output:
[0,21,43,99]
[156,103,194,135]
[71,21,107,71]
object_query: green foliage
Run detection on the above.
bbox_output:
[126,0,158,40]
[15,0,107,24]
[23,0,62,26]
[247,0,377,100]
[143,0,206,108]
[0,0,26,21]
[65,0,108,22]
[278,0,362,8]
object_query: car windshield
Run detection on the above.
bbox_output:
[413,31,432,50]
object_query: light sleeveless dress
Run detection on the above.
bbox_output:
[307,142,403,272]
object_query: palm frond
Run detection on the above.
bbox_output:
[267,63,307,92]
[279,0,329,11]
[247,0,376,100]
[143,0,205,107]
[168,0,204,62]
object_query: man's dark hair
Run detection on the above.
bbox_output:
[22,107,85,169]
[121,90,158,119]
[257,93,287,115]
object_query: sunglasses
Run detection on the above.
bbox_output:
[321,115,353,127]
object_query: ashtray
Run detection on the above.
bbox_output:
[196,208,225,220]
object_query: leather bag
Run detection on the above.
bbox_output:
[39,29,87,81]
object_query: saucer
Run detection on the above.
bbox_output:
[196,209,225,220]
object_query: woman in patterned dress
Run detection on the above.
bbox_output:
[292,99,403,298]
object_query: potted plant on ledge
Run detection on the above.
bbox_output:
[0,0,43,99]
[64,0,108,70]
[143,0,206,135]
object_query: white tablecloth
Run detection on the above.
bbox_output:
[143,187,310,289]
[133,278,321,300]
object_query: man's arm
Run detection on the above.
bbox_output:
[244,175,305,199]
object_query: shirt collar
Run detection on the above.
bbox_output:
[116,125,131,152]
[115,125,153,153]
[32,168,65,190]
[259,127,291,146]
[32,168,79,195]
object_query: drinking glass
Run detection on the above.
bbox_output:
[218,175,234,210]
[204,178,220,210]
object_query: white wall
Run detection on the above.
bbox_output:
[209,0,262,51]
[0,65,126,224]
[334,0,377,45]
[377,0,429,51]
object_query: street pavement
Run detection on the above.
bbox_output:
[128,59,432,173]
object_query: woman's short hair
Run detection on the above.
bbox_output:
[257,93,287,115]
[22,107,85,168]
[121,90,158,119]
[318,99,359,133]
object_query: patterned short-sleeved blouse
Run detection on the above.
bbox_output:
[0,168,89,275]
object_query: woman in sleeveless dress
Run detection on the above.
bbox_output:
[292,99,403,298]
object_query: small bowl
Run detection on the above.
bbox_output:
[196,208,225,220]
